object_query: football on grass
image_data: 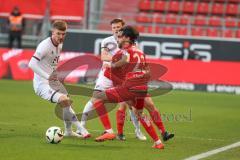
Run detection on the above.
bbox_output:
[45,126,64,144]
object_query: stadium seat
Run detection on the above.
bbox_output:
[139,0,152,11]
[168,1,180,13]
[136,25,145,33]
[152,13,164,23]
[225,17,237,28]
[193,15,207,26]
[0,0,46,19]
[197,2,209,14]
[136,12,152,23]
[191,27,206,36]
[146,25,154,33]
[165,14,177,24]
[162,26,175,35]
[222,29,235,38]
[176,27,188,35]
[209,16,222,26]
[155,26,161,34]
[207,28,220,37]
[211,3,224,15]
[226,3,238,16]
[153,0,166,12]
[183,1,195,14]
[179,14,190,25]
[50,0,84,21]
[236,30,240,38]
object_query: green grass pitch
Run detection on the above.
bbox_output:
[0,80,239,160]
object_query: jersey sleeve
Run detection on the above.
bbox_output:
[28,40,51,80]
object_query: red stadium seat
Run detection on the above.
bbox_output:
[236,30,240,38]
[162,26,175,35]
[222,29,235,38]
[197,2,209,14]
[212,3,224,15]
[139,0,152,11]
[165,14,177,24]
[153,13,164,23]
[176,27,188,35]
[193,15,207,26]
[209,16,222,26]
[0,0,46,19]
[168,1,180,13]
[155,26,161,34]
[136,12,152,23]
[183,1,195,14]
[226,3,238,16]
[207,28,220,37]
[136,25,145,33]
[225,17,237,28]
[191,27,206,36]
[50,0,84,21]
[146,26,154,33]
[179,14,190,25]
[153,0,166,12]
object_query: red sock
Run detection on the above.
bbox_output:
[139,115,159,141]
[150,110,166,134]
[116,109,126,134]
[93,100,111,130]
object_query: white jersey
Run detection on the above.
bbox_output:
[32,37,63,90]
[94,35,119,91]
[101,35,120,65]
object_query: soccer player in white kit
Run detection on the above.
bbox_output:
[79,18,146,141]
[28,20,90,138]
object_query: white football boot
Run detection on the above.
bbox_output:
[76,125,91,139]
[135,129,147,141]
[64,130,82,138]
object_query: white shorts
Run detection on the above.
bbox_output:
[34,81,68,103]
[94,69,113,91]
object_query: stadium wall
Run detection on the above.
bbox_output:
[64,29,240,62]
[0,47,240,94]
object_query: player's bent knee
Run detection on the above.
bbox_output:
[58,95,71,107]
[118,102,128,111]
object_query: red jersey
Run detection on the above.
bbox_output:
[105,45,149,87]
[104,49,126,85]
[105,45,149,109]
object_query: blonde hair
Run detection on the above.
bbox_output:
[52,20,67,31]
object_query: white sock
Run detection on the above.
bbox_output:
[129,109,141,131]
[80,101,93,127]
[155,139,162,145]
[106,129,114,133]
[63,106,82,132]
[64,121,72,132]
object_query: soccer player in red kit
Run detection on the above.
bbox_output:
[92,26,164,149]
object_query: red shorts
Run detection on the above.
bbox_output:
[105,86,147,109]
